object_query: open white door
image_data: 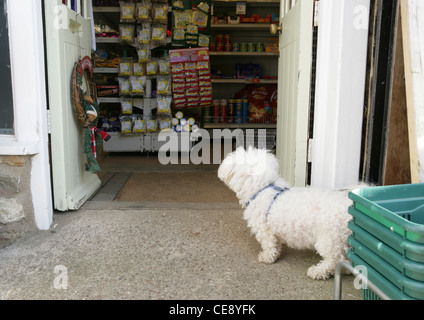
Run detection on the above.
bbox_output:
[275,0,314,187]
[45,0,101,211]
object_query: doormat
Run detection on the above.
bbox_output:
[115,171,238,203]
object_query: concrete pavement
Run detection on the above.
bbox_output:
[0,200,362,300]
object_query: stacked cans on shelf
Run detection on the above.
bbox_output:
[209,34,264,53]
[212,34,232,52]
[211,98,248,124]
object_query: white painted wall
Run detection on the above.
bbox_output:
[0,0,53,230]
[310,0,370,190]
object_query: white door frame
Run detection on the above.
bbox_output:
[1,0,53,230]
[310,0,370,189]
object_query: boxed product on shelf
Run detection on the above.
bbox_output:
[265,38,279,52]
[227,15,240,24]
[97,85,119,97]
[234,63,262,79]
[93,49,120,68]
[100,116,121,132]
[239,14,271,23]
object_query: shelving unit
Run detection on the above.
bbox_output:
[93,4,173,153]
[93,1,280,153]
[210,51,278,56]
[203,123,276,129]
[208,0,280,137]
[94,67,119,73]
[211,79,277,84]
[93,6,120,13]
[211,23,271,29]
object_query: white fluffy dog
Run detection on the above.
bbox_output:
[218,147,353,280]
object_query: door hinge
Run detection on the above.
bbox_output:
[308,138,313,163]
[314,0,320,27]
[47,109,51,134]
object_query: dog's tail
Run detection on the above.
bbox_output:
[339,182,373,194]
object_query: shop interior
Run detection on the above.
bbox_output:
[89,0,280,202]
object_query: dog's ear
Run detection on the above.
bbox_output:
[247,148,278,177]
[218,152,238,185]
[235,146,246,153]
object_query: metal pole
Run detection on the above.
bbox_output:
[335,261,391,300]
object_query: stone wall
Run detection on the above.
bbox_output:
[0,155,36,247]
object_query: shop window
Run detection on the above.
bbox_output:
[0,0,13,135]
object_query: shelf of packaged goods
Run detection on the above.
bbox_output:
[95,37,121,43]
[96,37,172,46]
[98,97,121,103]
[211,23,274,30]
[93,6,172,13]
[94,68,119,74]
[213,0,279,3]
[203,123,277,129]
[209,51,278,56]
[211,79,277,84]
[92,6,120,13]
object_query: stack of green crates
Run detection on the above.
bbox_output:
[348,183,424,300]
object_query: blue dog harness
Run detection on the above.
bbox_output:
[245,184,289,217]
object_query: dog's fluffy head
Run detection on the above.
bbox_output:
[218,147,280,197]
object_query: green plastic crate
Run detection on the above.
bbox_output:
[349,183,424,244]
[348,221,424,281]
[348,250,414,300]
[348,238,424,299]
[349,206,424,263]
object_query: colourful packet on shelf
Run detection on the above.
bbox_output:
[151,25,166,42]
[157,78,171,95]
[172,0,184,10]
[136,2,151,22]
[130,76,146,95]
[120,116,133,134]
[157,96,172,114]
[159,61,170,75]
[119,24,135,42]
[132,116,145,133]
[146,117,157,132]
[153,4,168,24]
[118,77,131,95]
[120,1,136,23]
[137,47,150,63]
[120,97,133,114]
[192,10,208,28]
[197,2,210,14]
[133,62,145,76]
[158,118,172,131]
[137,24,151,44]
[119,57,133,76]
[146,61,158,75]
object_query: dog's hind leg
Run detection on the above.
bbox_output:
[307,238,345,280]
[307,259,338,280]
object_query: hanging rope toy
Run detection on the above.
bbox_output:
[71,56,111,173]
